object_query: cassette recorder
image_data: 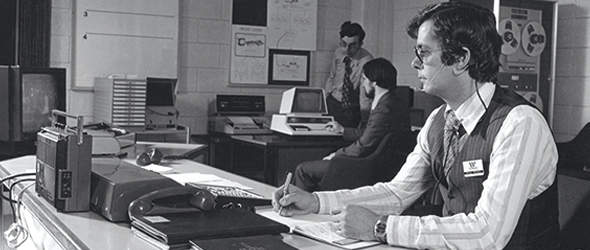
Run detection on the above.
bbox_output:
[36,110,92,212]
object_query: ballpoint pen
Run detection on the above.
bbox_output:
[278,172,293,214]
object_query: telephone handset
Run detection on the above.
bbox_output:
[128,185,254,220]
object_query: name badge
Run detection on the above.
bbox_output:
[463,159,484,177]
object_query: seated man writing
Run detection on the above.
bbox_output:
[293,58,411,192]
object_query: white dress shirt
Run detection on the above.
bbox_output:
[314,82,558,249]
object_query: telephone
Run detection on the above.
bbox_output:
[128,185,256,220]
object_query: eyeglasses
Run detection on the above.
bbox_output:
[413,46,442,64]
[340,40,360,49]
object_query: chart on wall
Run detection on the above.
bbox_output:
[230,0,317,85]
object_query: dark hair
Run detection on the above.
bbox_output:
[339,21,366,42]
[406,2,502,83]
[362,58,397,90]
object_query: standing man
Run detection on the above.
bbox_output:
[272,2,560,249]
[325,21,374,128]
[294,58,410,192]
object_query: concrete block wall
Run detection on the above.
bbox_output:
[552,0,590,142]
[51,0,590,140]
[176,0,356,134]
[391,0,445,123]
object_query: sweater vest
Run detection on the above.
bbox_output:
[427,86,560,249]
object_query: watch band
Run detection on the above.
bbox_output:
[373,215,388,243]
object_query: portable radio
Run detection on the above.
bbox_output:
[35,110,92,212]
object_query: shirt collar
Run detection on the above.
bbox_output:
[445,82,495,135]
[371,90,388,111]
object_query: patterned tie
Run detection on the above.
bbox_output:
[443,110,461,171]
[341,56,352,109]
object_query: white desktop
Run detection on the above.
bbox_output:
[270,87,341,136]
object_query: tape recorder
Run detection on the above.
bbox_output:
[35,110,92,212]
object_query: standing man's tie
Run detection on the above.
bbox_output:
[443,109,461,170]
[341,56,352,109]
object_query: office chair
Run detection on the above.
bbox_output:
[557,122,590,171]
[318,130,418,191]
[555,122,590,249]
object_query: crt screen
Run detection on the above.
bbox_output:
[292,89,325,113]
[146,81,175,106]
[22,74,59,133]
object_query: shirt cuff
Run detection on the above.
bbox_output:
[313,191,338,214]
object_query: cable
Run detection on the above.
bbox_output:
[1,173,36,203]
[475,81,488,113]
[146,106,180,117]
[4,182,35,248]
[9,178,36,223]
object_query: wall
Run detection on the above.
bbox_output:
[51,0,590,141]
[553,0,590,142]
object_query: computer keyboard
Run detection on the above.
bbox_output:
[186,183,271,207]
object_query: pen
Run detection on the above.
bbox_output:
[279,172,293,214]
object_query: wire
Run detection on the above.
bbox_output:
[9,178,36,223]
[4,182,35,248]
[146,106,180,117]
[475,81,488,113]
[1,173,36,203]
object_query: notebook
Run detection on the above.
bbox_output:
[190,234,297,250]
[131,208,290,245]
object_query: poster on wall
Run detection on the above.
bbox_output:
[230,25,268,85]
[267,0,317,50]
[230,0,317,86]
[268,49,310,86]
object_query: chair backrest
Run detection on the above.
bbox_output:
[557,122,590,170]
[318,130,418,191]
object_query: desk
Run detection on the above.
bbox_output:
[222,134,350,186]
[0,150,403,249]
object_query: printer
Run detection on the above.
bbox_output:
[208,94,271,135]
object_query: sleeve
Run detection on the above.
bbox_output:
[324,53,338,94]
[315,106,442,215]
[334,108,392,157]
[384,105,558,249]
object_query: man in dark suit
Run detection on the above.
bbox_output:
[293,58,410,192]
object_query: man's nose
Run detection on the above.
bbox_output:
[411,57,423,70]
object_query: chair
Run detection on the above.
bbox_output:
[556,122,590,171]
[318,130,418,191]
[555,123,590,249]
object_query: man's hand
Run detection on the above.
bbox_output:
[323,152,336,160]
[330,204,381,241]
[325,121,344,133]
[272,184,320,217]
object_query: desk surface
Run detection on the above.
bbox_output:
[232,133,348,146]
[0,145,404,250]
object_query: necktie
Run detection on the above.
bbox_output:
[443,110,461,171]
[341,56,352,109]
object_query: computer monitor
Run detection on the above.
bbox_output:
[278,87,327,115]
[146,77,177,108]
[0,65,66,142]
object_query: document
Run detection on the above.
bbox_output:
[293,221,380,250]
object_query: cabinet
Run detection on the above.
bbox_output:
[211,134,350,186]
[94,77,147,127]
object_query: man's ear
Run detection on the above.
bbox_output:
[453,47,471,75]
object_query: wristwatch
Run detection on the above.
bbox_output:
[374,215,388,243]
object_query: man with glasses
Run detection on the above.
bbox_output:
[324,21,373,127]
[272,2,559,249]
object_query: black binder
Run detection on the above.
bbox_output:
[131,208,290,245]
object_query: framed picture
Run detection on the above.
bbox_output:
[268,49,310,86]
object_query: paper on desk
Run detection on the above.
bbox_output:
[162,172,253,190]
[228,116,256,125]
[258,210,380,250]
[293,222,380,249]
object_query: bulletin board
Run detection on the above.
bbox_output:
[230,0,317,86]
